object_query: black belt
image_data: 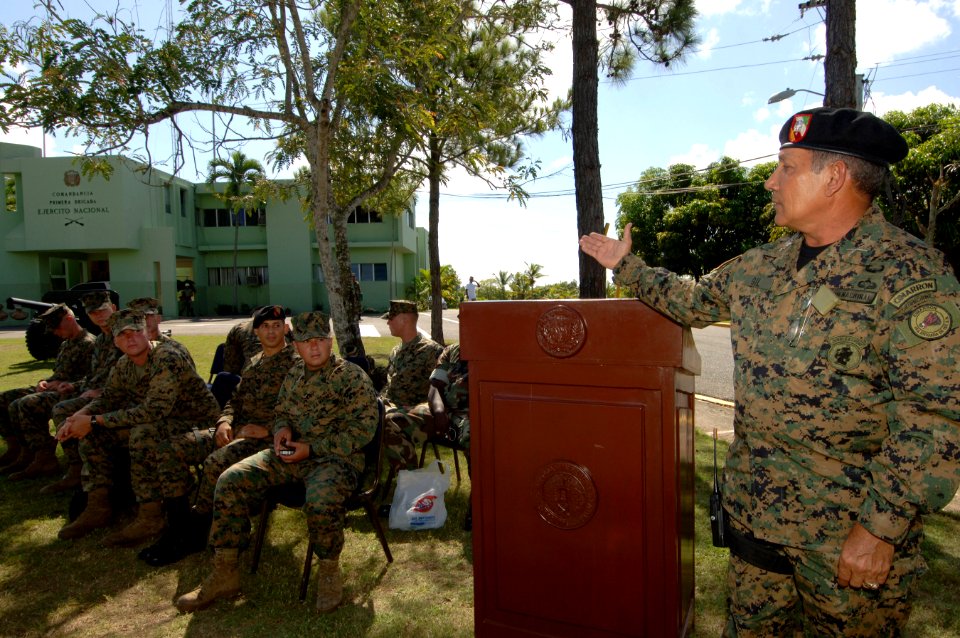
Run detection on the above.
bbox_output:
[725,513,794,575]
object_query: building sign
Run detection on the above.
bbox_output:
[35,171,111,226]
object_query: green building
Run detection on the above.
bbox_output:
[1,142,428,320]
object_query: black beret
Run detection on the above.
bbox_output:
[252,304,285,329]
[779,107,908,166]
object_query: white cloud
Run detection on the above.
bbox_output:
[753,106,771,122]
[723,126,781,166]
[697,28,721,60]
[696,0,744,18]
[869,85,960,114]
[858,0,952,65]
[668,143,720,168]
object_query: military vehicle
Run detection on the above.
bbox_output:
[3,282,119,360]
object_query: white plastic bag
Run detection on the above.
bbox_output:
[389,460,452,531]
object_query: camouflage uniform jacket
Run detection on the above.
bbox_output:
[158,334,197,371]
[272,355,378,475]
[78,331,123,392]
[613,207,960,550]
[48,330,96,384]
[223,320,262,374]
[87,340,220,429]
[435,344,468,415]
[219,344,299,427]
[382,334,443,408]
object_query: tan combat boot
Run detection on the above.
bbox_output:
[0,439,22,467]
[0,448,33,475]
[58,488,112,540]
[9,447,61,481]
[39,462,82,495]
[102,501,165,547]
[315,557,343,614]
[175,548,241,613]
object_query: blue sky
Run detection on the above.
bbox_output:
[4,0,959,285]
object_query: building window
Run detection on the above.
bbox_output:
[408,209,415,229]
[313,265,325,282]
[164,186,171,214]
[207,266,269,286]
[200,207,265,228]
[179,188,187,217]
[4,174,17,212]
[351,262,388,282]
[347,207,382,224]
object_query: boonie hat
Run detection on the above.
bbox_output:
[126,297,160,315]
[82,291,113,313]
[779,107,909,166]
[291,311,331,341]
[109,308,147,334]
[39,303,69,332]
[380,299,418,320]
[253,305,286,329]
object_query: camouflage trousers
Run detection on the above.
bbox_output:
[209,449,358,560]
[10,389,78,452]
[180,432,270,515]
[80,419,200,502]
[724,528,926,637]
[51,395,94,465]
[382,402,434,471]
[0,387,33,441]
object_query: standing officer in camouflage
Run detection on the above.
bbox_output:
[138,305,298,567]
[222,311,264,374]
[175,311,378,614]
[0,304,95,479]
[43,291,122,494]
[56,309,220,544]
[379,300,443,474]
[581,108,960,636]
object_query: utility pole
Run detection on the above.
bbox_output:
[801,0,859,109]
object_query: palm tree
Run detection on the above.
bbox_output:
[207,151,266,313]
[495,271,513,300]
[523,262,544,288]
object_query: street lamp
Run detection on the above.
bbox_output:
[767,88,824,104]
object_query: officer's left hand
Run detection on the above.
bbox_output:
[837,522,894,589]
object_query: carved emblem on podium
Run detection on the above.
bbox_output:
[534,461,598,530]
[536,305,586,358]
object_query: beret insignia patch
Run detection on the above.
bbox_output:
[788,114,812,142]
[909,304,952,340]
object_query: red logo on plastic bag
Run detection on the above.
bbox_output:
[413,495,437,513]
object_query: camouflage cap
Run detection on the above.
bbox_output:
[253,304,286,329]
[108,308,146,334]
[38,303,69,332]
[126,297,160,315]
[380,299,418,320]
[291,311,332,341]
[81,290,113,313]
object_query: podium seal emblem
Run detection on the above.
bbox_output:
[534,461,598,530]
[536,305,586,358]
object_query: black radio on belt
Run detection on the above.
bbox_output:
[709,428,727,548]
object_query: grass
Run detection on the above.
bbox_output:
[0,334,958,636]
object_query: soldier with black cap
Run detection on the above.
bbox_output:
[42,290,122,493]
[580,107,960,635]
[378,300,443,479]
[0,303,95,479]
[137,304,298,567]
[175,311,378,614]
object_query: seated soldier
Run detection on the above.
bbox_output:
[379,300,443,478]
[0,304,95,480]
[127,297,196,369]
[411,343,469,451]
[175,311,378,614]
[222,311,264,374]
[42,291,122,494]
[56,309,220,545]
[138,305,298,567]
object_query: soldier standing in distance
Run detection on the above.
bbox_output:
[580,108,960,636]
[175,311,378,614]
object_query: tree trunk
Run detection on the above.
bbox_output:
[428,131,445,345]
[571,0,606,298]
[824,0,858,109]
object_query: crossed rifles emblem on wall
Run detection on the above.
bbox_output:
[64,217,85,227]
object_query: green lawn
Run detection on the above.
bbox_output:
[0,334,957,637]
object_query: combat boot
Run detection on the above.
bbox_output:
[9,447,61,481]
[315,557,343,614]
[175,548,241,612]
[140,496,207,567]
[0,447,34,475]
[39,462,83,495]
[58,488,112,540]
[102,500,164,547]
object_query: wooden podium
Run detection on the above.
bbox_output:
[460,299,700,638]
